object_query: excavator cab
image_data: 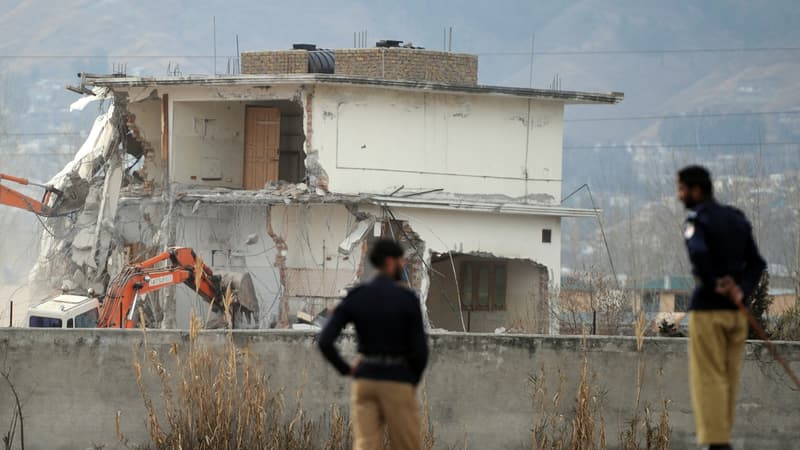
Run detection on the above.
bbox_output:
[26,294,100,328]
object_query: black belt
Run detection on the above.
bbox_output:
[361,354,407,366]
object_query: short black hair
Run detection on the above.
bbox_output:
[678,165,713,196]
[369,239,404,268]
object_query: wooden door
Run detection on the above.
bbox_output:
[244,106,281,189]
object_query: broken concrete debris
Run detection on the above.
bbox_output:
[30,94,127,297]
[339,218,376,256]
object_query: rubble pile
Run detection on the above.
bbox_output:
[29,96,129,295]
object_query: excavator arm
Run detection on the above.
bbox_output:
[0,173,60,216]
[96,247,258,329]
[97,247,223,328]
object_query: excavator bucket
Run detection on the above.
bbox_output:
[217,271,260,328]
[51,174,90,215]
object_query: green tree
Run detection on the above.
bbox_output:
[771,305,800,341]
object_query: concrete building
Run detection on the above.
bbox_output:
[30,42,622,332]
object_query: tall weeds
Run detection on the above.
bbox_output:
[620,313,671,450]
[529,330,671,450]
[126,281,670,448]
[529,336,607,450]
[130,288,322,449]
[128,286,437,449]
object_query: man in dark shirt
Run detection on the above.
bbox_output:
[318,239,428,450]
[677,166,766,450]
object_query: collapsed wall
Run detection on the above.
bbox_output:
[26,92,173,328]
[28,94,129,295]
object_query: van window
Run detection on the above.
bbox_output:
[74,309,99,328]
[28,316,62,328]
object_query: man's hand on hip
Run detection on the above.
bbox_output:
[716,276,744,306]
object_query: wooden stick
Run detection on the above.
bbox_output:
[737,302,800,390]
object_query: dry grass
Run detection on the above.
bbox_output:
[128,289,325,450]
[620,313,671,450]
[126,286,439,449]
[324,405,352,450]
[529,337,608,450]
[421,382,436,450]
[124,277,670,449]
[529,331,671,450]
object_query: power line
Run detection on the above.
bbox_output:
[0,55,227,59]
[0,132,84,136]
[564,142,800,150]
[0,46,799,60]
[565,110,800,123]
[476,46,800,56]
[0,153,74,157]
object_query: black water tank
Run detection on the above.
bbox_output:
[376,40,403,48]
[293,43,317,51]
[308,49,335,74]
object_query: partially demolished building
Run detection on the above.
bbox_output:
[32,43,622,332]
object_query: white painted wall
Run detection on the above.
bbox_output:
[127,99,164,185]
[121,83,567,202]
[270,203,365,314]
[171,101,246,188]
[147,85,307,189]
[365,205,562,284]
[312,84,565,200]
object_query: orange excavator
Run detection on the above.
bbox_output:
[26,247,259,329]
[0,172,87,217]
[0,173,63,216]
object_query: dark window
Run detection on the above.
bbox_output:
[67,319,74,329]
[74,309,99,328]
[460,261,507,310]
[542,229,552,243]
[674,293,691,312]
[642,292,661,313]
[28,316,62,328]
[462,268,473,307]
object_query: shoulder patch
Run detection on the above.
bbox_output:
[684,223,695,239]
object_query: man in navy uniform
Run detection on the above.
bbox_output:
[677,165,766,450]
[318,239,428,450]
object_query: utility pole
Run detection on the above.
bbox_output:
[212,16,217,76]
[528,33,535,88]
[448,26,453,52]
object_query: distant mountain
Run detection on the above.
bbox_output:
[0,0,798,282]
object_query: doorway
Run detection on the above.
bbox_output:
[244,106,281,189]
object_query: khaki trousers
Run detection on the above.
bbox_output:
[351,379,421,450]
[688,310,748,445]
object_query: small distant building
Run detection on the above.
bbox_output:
[638,276,694,315]
[768,276,799,317]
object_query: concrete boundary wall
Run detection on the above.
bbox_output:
[0,329,798,449]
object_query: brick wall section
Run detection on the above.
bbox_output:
[335,48,478,85]
[241,48,479,85]
[241,50,308,74]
